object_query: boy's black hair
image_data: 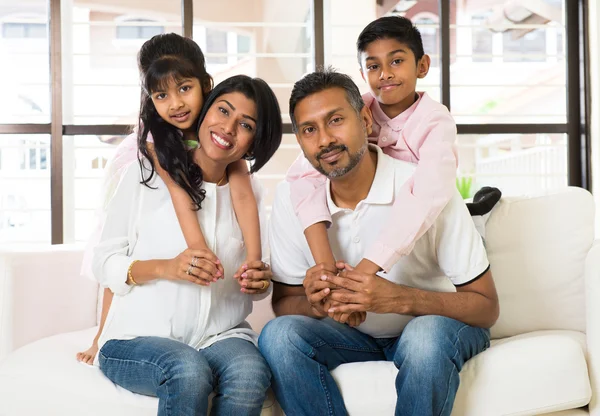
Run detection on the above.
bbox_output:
[356,16,425,65]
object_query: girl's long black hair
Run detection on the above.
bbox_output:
[136,33,213,210]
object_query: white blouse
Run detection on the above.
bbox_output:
[92,160,270,364]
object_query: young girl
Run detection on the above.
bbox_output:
[76,33,263,364]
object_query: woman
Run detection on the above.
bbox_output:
[92,75,282,416]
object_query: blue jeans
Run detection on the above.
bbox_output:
[258,315,490,416]
[99,336,271,416]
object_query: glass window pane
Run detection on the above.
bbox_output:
[451,0,566,124]
[63,3,182,125]
[0,134,51,243]
[0,1,50,123]
[193,0,313,123]
[206,29,228,64]
[62,135,121,243]
[457,133,567,197]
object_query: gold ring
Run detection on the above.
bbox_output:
[261,280,269,290]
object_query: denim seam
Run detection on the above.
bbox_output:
[99,352,172,416]
[319,364,335,416]
[311,340,381,353]
[438,324,470,416]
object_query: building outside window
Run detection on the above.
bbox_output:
[116,19,163,39]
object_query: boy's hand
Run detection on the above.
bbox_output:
[327,261,368,327]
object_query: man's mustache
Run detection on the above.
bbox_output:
[316,145,348,160]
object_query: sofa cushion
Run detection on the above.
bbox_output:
[0,244,97,362]
[0,327,278,416]
[330,330,591,416]
[485,187,594,338]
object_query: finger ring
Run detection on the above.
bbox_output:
[261,280,270,290]
[262,262,270,270]
[191,256,198,267]
[186,265,193,275]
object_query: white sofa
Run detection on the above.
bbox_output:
[0,187,598,415]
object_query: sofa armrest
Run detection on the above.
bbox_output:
[586,240,600,415]
[0,244,98,362]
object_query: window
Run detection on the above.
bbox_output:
[237,34,251,54]
[0,134,51,243]
[413,16,439,67]
[0,0,587,245]
[193,0,313,123]
[116,19,163,39]
[2,22,46,38]
[471,15,493,63]
[205,29,228,64]
[0,9,50,124]
[20,139,48,171]
[503,29,546,62]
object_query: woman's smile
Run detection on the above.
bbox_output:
[210,131,234,150]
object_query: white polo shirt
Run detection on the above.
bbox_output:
[269,145,489,338]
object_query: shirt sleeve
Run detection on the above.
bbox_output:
[285,152,331,230]
[269,182,312,286]
[92,163,142,296]
[365,110,458,272]
[435,191,490,286]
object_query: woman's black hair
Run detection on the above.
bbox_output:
[136,32,213,210]
[198,74,283,176]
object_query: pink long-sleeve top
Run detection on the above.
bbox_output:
[286,91,458,272]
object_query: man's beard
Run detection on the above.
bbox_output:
[310,141,368,179]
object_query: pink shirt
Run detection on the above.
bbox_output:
[286,91,458,272]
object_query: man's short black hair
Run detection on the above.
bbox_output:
[289,66,364,133]
[356,16,425,65]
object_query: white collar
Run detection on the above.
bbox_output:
[326,145,394,215]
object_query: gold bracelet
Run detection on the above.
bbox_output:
[127,260,140,286]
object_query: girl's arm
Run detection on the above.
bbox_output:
[147,143,208,251]
[95,288,113,342]
[286,153,336,266]
[228,159,261,262]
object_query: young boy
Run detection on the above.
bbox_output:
[286,16,499,323]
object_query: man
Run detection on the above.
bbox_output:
[258,68,499,416]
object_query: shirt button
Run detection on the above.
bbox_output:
[353,236,360,243]
[381,137,387,142]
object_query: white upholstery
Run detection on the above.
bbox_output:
[485,188,594,339]
[331,330,591,416]
[0,187,597,416]
[0,328,278,416]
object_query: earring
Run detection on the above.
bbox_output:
[243,151,254,160]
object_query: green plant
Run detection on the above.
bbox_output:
[456,176,474,200]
